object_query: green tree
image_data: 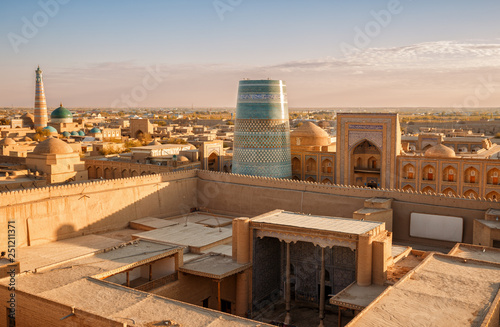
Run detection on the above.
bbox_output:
[33,127,52,141]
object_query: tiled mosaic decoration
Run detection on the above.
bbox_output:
[232,80,292,178]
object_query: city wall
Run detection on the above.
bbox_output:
[197,171,500,245]
[2,169,499,251]
[0,170,197,249]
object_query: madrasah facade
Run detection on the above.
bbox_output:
[289,113,500,200]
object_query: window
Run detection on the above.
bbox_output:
[406,165,414,179]
[448,169,454,182]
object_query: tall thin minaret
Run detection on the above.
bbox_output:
[34,66,48,129]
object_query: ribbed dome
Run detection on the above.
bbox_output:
[425,144,456,158]
[62,131,71,137]
[78,131,85,136]
[290,122,330,147]
[70,131,79,136]
[89,127,101,134]
[0,138,16,146]
[177,155,190,162]
[33,137,74,154]
[51,104,73,119]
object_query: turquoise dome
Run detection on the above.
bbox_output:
[78,130,85,136]
[90,127,101,133]
[62,131,70,137]
[70,131,78,136]
[50,103,73,119]
[43,126,57,133]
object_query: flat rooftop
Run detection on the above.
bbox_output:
[132,222,232,251]
[3,238,268,327]
[251,211,384,235]
[353,208,389,214]
[164,212,234,227]
[349,254,500,327]
[179,253,251,280]
[476,219,500,230]
[131,144,193,151]
[330,283,387,311]
[449,243,500,264]
[18,234,125,272]
[130,217,179,231]
[12,240,181,294]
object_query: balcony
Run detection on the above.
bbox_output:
[354,167,380,174]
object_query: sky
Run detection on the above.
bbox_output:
[1,0,500,109]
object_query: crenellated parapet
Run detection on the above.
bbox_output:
[0,169,197,207]
[196,170,499,208]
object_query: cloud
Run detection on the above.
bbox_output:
[266,57,364,71]
[4,40,500,108]
[345,40,500,70]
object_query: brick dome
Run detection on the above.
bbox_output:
[33,137,74,154]
[290,122,330,147]
[0,138,16,146]
[425,144,455,158]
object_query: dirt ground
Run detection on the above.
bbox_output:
[256,301,354,327]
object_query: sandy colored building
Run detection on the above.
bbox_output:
[26,137,88,184]
[0,169,498,326]
[287,113,500,200]
[47,103,83,134]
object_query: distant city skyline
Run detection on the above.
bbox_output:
[1,0,499,108]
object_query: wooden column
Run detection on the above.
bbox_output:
[284,242,291,325]
[126,271,130,287]
[218,280,222,311]
[149,264,153,281]
[319,247,325,327]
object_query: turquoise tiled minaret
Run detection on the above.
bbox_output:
[232,80,292,178]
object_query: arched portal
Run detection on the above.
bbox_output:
[104,168,113,179]
[464,189,478,199]
[486,191,500,200]
[207,152,219,171]
[403,185,415,192]
[95,167,102,179]
[352,140,381,188]
[422,186,435,194]
[292,157,301,172]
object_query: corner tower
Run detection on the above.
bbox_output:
[34,66,48,129]
[232,79,292,178]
